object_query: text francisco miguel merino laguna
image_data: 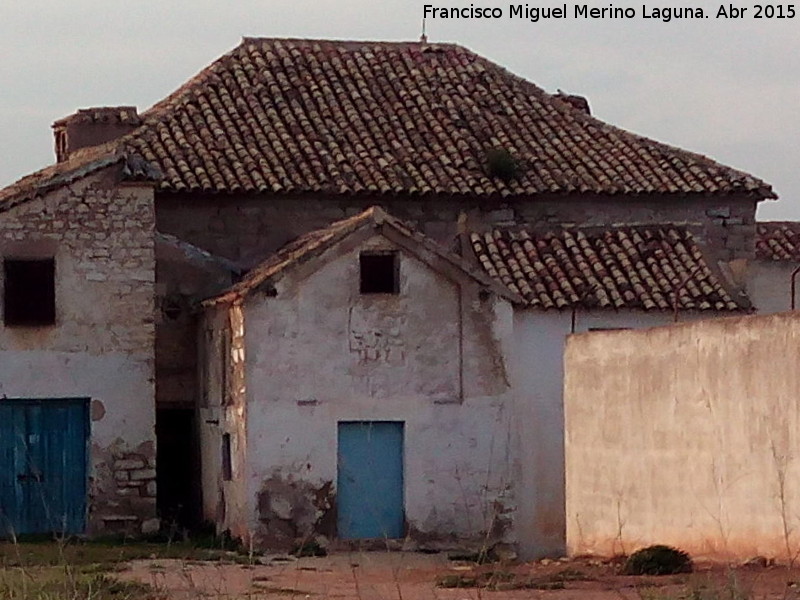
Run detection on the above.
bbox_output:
[422,3,779,21]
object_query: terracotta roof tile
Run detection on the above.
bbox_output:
[117,38,772,199]
[756,222,800,261]
[470,226,742,311]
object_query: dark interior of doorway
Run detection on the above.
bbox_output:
[156,408,201,530]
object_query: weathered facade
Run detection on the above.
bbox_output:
[198,209,518,549]
[0,165,159,535]
[564,311,800,560]
[0,37,784,557]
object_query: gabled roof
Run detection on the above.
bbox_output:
[471,226,743,311]
[204,206,521,306]
[755,222,800,261]
[112,38,771,199]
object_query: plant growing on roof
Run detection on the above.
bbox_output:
[485,148,518,182]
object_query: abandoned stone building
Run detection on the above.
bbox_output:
[0,37,782,557]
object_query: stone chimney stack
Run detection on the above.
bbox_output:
[52,107,141,163]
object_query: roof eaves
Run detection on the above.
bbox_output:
[0,143,161,215]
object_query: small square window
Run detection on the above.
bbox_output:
[360,252,399,294]
[3,258,56,327]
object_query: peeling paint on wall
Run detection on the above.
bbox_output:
[254,474,335,550]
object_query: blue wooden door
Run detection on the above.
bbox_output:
[337,421,404,539]
[0,399,89,537]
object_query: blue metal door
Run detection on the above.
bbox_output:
[0,398,89,537]
[337,421,404,539]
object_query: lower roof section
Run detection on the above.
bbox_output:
[471,226,743,312]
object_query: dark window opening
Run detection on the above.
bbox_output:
[360,252,399,294]
[3,258,56,327]
[55,130,68,163]
[221,433,233,481]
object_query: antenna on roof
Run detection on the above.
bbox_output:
[420,16,428,44]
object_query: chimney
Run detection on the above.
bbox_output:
[52,106,141,162]
[554,93,591,115]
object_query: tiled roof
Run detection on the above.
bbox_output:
[755,222,800,261]
[205,206,521,306]
[117,37,772,199]
[470,226,742,311]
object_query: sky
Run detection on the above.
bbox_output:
[1,1,797,219]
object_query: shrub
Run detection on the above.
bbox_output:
[623,544,693,575]
[485,148,518,182]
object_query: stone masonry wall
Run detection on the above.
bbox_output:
[0,167,157,535]
[156,192,759,268]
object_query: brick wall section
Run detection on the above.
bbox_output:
[156,193,759,268]
[0,167,157,535]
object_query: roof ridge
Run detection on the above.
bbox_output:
[2,37,776,202]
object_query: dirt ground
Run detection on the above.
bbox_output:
[120,552,800,600]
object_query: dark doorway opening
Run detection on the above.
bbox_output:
[156,408,200,529]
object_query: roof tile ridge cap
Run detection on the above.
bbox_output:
[463,47,550,98]
[563,221,692,234]
[601,125,774,196]
[241,36,457,48]
[136,39,249,123]
[366,205,388,225]
[516,80,774,197]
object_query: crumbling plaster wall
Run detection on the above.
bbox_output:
[512,308,721,559]
[198,303,249,540]
[0,168,157,535]
[234,233,516,550]
[564,311,800,560]
[156,193,759,268]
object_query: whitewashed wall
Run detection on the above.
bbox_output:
[747,260,800,314]
[206,231,517,549]
[564,311,800,560]
[512,308,717,558]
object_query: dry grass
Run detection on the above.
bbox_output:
[0,567,158,600]
[0,536,252,600]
